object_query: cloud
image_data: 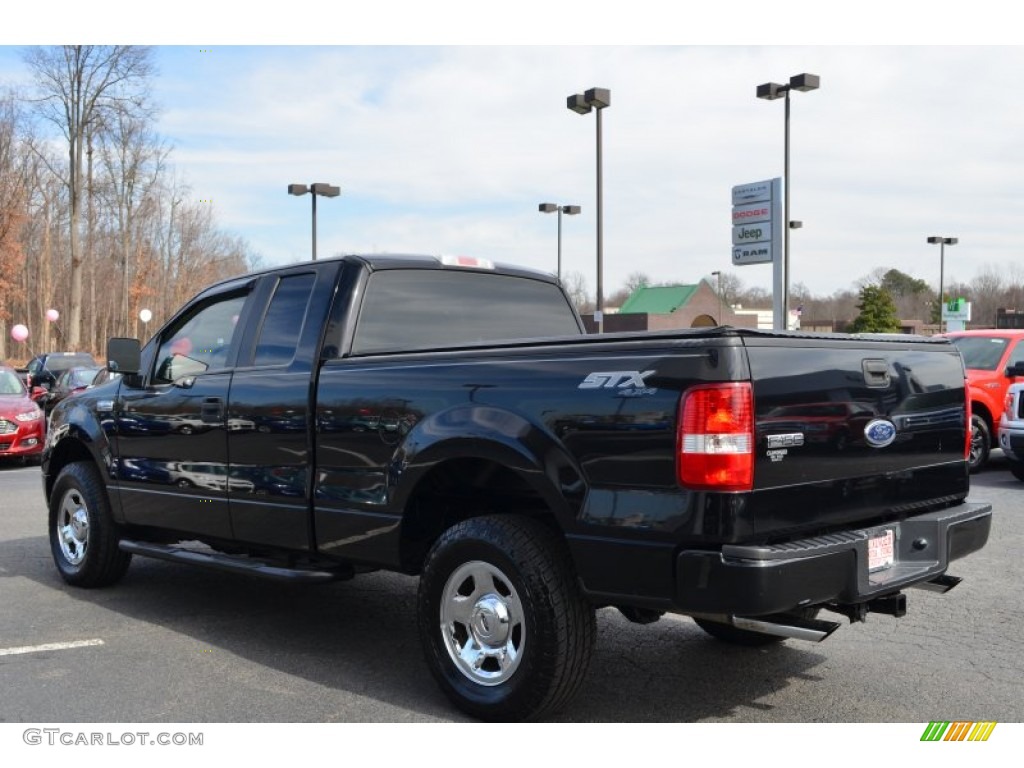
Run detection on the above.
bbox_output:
[5,43,1023,299]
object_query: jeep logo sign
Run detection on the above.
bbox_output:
[732,223,771,245]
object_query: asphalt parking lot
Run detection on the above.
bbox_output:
[0,456,1021,723]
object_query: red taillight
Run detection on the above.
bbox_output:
[677,382,753,492]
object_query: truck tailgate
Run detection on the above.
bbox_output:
[744,335,969,539]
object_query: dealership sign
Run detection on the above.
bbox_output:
[942,298,971,321]
[731,178,782,266]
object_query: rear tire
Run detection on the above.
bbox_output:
[49,462,131,587]
[968,414,990,473]
[417,515,595,721]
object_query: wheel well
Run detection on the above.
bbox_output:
[399,457,558,574]
[45,438,96,500]
[972,401,993,430]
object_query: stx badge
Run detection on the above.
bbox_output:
[578,370,657,396]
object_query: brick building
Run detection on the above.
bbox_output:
[580,280,758,333]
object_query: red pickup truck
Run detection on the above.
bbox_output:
[943,329,1024,471]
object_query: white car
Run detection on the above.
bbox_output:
[997,382,1024,482]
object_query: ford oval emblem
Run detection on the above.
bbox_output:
[864,419,897,448]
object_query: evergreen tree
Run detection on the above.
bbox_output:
[849,285,902,333]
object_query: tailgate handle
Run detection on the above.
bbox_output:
[862,359,890,388]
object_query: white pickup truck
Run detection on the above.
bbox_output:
[998,381,1024,481]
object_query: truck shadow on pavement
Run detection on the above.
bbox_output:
[1,535,829,723]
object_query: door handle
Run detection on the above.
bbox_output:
[201,397,224,423]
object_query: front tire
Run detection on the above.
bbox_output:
[417,515,595,721]
[49,462,131,587]
[968,414,990,473]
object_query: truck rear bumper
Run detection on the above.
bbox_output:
[674,501,992,616]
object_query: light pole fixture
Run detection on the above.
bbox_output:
[288,182,340,261]
[757,73,819,330]
[711,270,724,324]
[927,236,958,331]
[567,87,610,333]
[538,203,581,281]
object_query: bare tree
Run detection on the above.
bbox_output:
[562,270,593,314]
[624,271,650,294]
[714,272,742,309]
[97,109,167,335]
[0,92,29,360]
[23,45,154,348]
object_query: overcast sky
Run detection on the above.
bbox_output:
[1,6,1020,302]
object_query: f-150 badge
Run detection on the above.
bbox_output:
[578,370,657,397]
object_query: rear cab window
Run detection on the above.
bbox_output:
[351,269,581,355]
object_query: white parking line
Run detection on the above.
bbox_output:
[0,639,104,657]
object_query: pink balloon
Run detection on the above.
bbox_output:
[170,337,192,356]
[11,324,29,342]
[46,309,60,322]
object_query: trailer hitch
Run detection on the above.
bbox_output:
[827,592,907,623]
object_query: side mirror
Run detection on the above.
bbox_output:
[1005,362,1024,378]
[107,337,141,375]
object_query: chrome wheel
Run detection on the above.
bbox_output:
[57,488,90,566]
[440,560,525,686]
[968,414,990,473]
[48,462,132,587]
[969,430,983,463]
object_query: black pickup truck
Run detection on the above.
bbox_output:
[42,254,992,721]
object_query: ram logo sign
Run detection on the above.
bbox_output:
[578,370,656,396]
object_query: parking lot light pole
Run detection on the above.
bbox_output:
[538,203,581,281]
[757,73,819,330]
[567,87,610,332]
[288,183,340,261]
[711,270,723,324]
[927,236,959,331]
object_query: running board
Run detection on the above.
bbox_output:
[731,614,843,643]
[119,540,348,583]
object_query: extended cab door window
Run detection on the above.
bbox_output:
[227,269,329,550]
[252,273,317,367]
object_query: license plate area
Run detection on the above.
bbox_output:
[867,528,895,572]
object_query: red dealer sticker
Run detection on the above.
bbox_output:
[868,529,895,572]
